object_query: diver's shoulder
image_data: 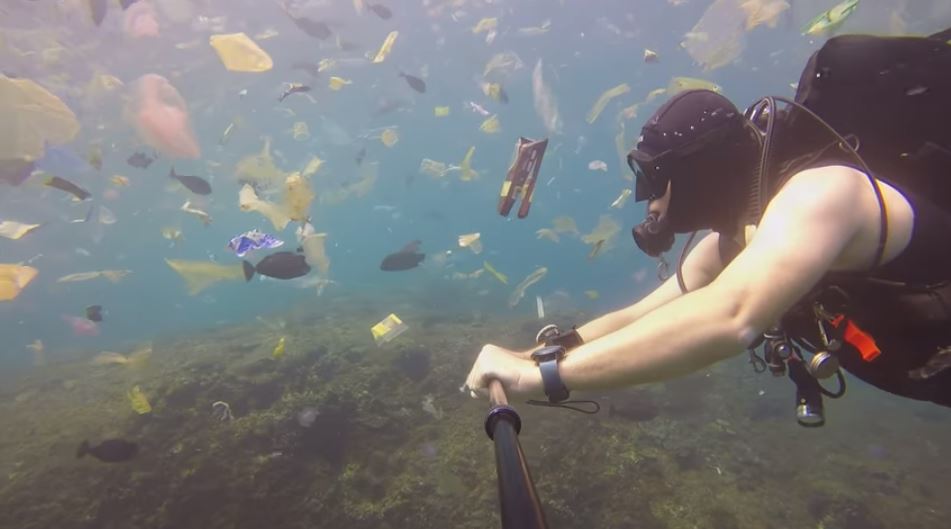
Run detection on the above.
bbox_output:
[779,164,870,199]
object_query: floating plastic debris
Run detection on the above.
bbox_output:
[585,290,600,300]
[239,184,291,231]
[371,30,399,63]
[57,269,131,283]
[419,158,451,178]
[532,59,562,135]
[480,114,501,134]
[588,160,608,172]
[802,0,856,36]
[380,128,399,147]
[212,401,234,422]
[371,313,408,346]
[482,261,508,285]
[181,201,212,226]
[644,48,659,63]
[129,74,200,159]
[209,32,273,72]
[329,76,352,90]
[0,264,38,301]
[272,337,286,359]
[434,106,450,117]
[0,220,42,240]
[667,76,722,96]
[536,228,560,243]
[586,83,630,125]
[536,296,545,319]
[165,259,245,295]
[508,266,547,308]
[0,75,80,166]
[284,172,314,221]
[291,121,310,141]
[128,385,152,415]
[296,407,320,427]
[458,233,483,254]
[422,395,444,419]
[459,146,478,181]
[611,188,632,209]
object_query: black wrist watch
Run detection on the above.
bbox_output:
[531,345,569,403]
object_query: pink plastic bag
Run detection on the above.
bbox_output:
[130,74,200,159]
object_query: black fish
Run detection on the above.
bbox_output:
[399,72,426,94]
[498,85,509,104]
[279,83,311,102]
[85,305,103,322]
[380,240,425,271]
[89,0,108,26]
[291,62,321,78]
[368,3,392,20]
[126,152,154,169]
[244,251,311,280]
[169,167,212,195]
[76,439,138,463]
[355,146,367,166]
[0,159,35,187]
[44,176,91,200]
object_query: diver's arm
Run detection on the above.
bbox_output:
[555,168,868,390]
[574,232,724,342]
[512,232,724,358]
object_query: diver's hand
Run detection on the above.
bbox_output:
[462,344,542,399]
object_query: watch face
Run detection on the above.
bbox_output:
[532,345,564,363]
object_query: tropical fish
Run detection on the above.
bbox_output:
[126,151,154,169]
[279,83,311,102]
[281,3,333,40]
[803,0,859,36]
[368,3,392,19]
[399,72,426,93]
[44,176,91,200]
[85,305,103,322]
[380,241,425,271]
[244,251,311,280]
[76,439,138,463]
[227,229,284,258]
[169,168,211,195]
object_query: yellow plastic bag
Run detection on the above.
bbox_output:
[209,33,273,73]
[0,75,80,163]
[0,264,38,301]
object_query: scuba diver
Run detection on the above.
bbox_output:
[464,28,951,425]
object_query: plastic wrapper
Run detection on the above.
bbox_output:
[482,261,508,284]
[0,220,42,240]
[586,83,630,125]
[420,158,450,178]
[329,76,352,90]
[0,264,38,301]
[129,74,200,159]
[0,75,80,165]
[209,32,273,72]
[480,115,501,134]
[127,385,152,415]
[610,188,632,209]
[532,59,562,135]
[371,31,399,63]
[508,267,548,308]
[459,146,478,182]
[381,128,399,147]
[165,258,245,295]
[300,231,330,277]
[239,184,291,231]
[235,138,287,191]
[371,313,408,345]
[434,106,450,117]
[292,121,310,141]
[483,51,524,79]
[667,76,722,96]
[284,172,314,222]
[57,270,131,283]
[458,233,483,254]
[552,216,580,236]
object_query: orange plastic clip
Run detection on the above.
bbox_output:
[830,315,881,362]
